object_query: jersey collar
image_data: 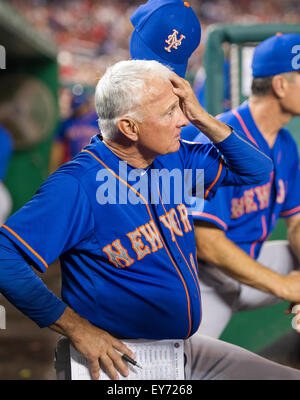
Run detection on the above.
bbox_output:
[87,134,152,177]
[237,101,280,158]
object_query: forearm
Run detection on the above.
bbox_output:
[49,305,92,339]
[195,225,284,296]
[191,109,232,143]
[288,220,300,264]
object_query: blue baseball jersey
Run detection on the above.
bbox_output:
[186,101,300,259]
[0,124,13,181]
[0,130,272,338]
[56,110,99,158]
[0,135,230,340]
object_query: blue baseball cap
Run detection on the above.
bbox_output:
[252,33,300,78]
[130,0,201,77]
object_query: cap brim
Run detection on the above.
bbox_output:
[130,29,187,78]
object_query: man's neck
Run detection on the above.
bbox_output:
[248,95,292,148]
[102,139,155,169]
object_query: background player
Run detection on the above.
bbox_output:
[182,33,300,338]
[49,85,98,174]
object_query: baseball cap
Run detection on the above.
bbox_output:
[130,0,201,77]
[252,33,300,78]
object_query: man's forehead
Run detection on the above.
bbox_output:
[143,77,175,106]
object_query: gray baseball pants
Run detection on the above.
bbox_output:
[196,241,298,338]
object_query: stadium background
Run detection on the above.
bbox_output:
[0,0,300,380]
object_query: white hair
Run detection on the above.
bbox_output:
[95,59,172,140]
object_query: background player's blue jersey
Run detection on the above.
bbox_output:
[0,124,13,181]
[56,110,99,159]
[182,101,300,259]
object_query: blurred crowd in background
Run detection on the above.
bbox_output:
[9,0,300,88]
[7,0,300,169]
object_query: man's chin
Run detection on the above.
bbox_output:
[169,140,181,154]
[158,140,181,156]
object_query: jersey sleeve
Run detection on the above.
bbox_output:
[192,185,233,231]
[181,129,273,203]
[180,140,227,201]
[0,232,67,328]
[0,125,13,180]
[0,171,94,272]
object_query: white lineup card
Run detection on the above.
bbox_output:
[70,339,185,380]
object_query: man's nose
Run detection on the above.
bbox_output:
[178,109,189,127]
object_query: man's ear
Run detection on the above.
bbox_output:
[117,118,139,141]
[272,75,289,99]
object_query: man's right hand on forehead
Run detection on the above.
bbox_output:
[170,72,204,125]
[170,72,232,143]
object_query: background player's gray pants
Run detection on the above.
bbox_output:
[55,335,300,380]
[196,241,298,338]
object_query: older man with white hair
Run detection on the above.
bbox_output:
[0,59,299,380]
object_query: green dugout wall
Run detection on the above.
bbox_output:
[0,1,59,213]
[204,24,300,352]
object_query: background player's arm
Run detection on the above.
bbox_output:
[48,140,65,175]
[286,213,300,266]
[194,220,300,303]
